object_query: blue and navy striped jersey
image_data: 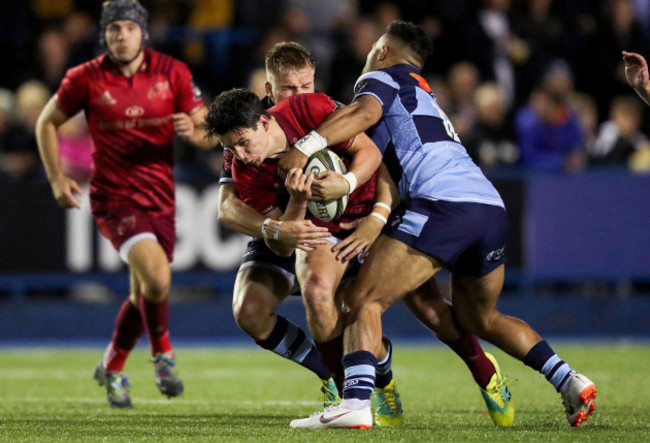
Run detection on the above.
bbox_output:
[354,63,504,208]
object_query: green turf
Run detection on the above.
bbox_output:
[0,344,649,441]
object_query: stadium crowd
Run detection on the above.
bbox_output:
[2,0,650,183]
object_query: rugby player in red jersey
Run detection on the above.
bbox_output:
[35,0,214,408]
[205,89,512,427]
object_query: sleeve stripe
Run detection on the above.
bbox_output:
[299,94,317,128]
[355,70,400,90]
[289,96,308,129]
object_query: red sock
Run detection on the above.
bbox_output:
[445,333,496,389]
[139,296,172,356]
[315,335,344,393]
[104,298,143,372]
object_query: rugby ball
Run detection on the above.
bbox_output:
[304,149,349,222]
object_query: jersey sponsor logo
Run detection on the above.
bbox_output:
[125,106,145,117]
[147,81,171,100]
[486,247,505,262]
[390,214,403,228]
[94,90,117,105]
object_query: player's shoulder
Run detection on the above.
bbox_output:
[355,68,401,91]
[291,92,336,113]
[146,48,188,76]
[65,54,107,81]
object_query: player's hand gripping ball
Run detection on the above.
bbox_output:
[304,149,349,221]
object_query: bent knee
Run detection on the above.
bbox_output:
[233,293,274,333]
[141,274,170,302]
[457,308,500,336]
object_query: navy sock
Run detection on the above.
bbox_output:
[342,350,377,401]
[375,337,393,389]
[524,340,575,393]
[256,315,331,381]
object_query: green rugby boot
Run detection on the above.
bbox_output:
[371,379,404,427]
[480,352,515,426]
[320,377,341,407]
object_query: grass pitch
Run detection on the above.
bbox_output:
[0,343,649,441]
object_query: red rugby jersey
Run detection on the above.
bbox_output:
[232,93,378,236]
[56,47,203,216]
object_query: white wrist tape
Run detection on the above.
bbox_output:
[271,221,283,240]
[370,212,388,225]
[373,202,392,212]
[294,130,327,157]
[261,218,272,239]
[342,172,358,194]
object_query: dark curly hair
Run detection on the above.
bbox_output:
[386,21,433,67]
[203,88,270,138]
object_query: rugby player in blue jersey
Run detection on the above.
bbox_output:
[286,21,597,429]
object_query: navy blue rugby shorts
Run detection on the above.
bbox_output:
[239,238,362,296]
[239,238,298,291]
[384,198,507,277]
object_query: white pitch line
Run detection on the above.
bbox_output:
[0,397,317,407]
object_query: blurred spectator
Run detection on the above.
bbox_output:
[0,80,49,181]
[36,28,71,92]
[426,74,451,110]
[464,82,518,169]
[510,0,566,103]
[631,0,650,34]
[57,112,93,184]
[0,3,34,89]
[330,16,382,102]
[570,92,600,157]
[577,0,650,118]
[515,87,584,172]
[62,11,98,68]
[285,0,358,90]
[591,94,650,166]
[184,0,234,64]
[464,0,529,109]
[0,89,16,166]
[32,0,73,20]
[446,61,480,140]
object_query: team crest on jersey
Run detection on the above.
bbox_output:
[354,80,369,95]
[486,247,505,262]
[125,106,145,117]
[94,90,117,105]
[147,81,171,100]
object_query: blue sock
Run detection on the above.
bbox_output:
[524,340,575,393]
[342,351,377,401]
[375,337,393,389]
[256,315,331,381]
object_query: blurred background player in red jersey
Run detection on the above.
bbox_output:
[35,0,214,408]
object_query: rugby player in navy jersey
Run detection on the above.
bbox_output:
[35,0,214,408]
[216,42,515,427]
[623,50,650,105]
[286,21,597,429]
